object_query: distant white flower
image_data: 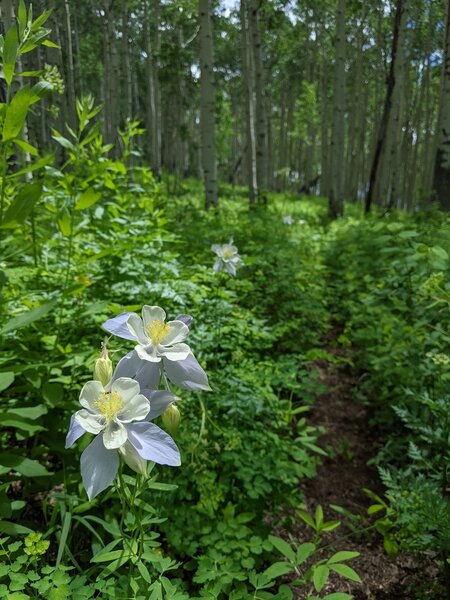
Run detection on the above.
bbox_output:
[298,219,306,225]
[66,379,181,499]
[282,215,294,225]
[211,240,244,276]
[312,233,321,241]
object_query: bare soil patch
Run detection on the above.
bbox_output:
[291,346,441,599]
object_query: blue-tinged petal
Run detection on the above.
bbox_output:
[175,314,193,329]
[102,312,137,340]
[110,350,142,383]
[163,354,211,391]
[135,360,161,389]
[213,257,223,272]
[127,422,181,466]
[141,390,180,420]
[65,414,86,448]
[80,434,119,500]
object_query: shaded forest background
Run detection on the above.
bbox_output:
[4,0,450,213]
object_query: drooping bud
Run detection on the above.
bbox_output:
[93,342,113,387]
[119,441,148,477]
[162,403,181,437]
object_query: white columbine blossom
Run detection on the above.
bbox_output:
[282,215,294,225]
[66,377,181,499]
[211,240,244,277]
[102,308,210,391]
[127,305,190,363]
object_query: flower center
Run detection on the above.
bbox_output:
[223,248,234,260]
[147,319,171,345]
[96,390,125,421]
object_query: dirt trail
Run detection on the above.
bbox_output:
[292,342,439,599]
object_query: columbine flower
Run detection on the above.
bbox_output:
[211,239,244,276]
[282,215,294,225]
[298,219,306,225]
[127,305,190,363]
[66,378,181,499]
[103,309,210,391]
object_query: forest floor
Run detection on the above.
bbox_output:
[291,331,441,599]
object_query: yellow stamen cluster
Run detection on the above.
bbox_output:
[223,248,234,260]
[147,319,171,345]
[96,390,125,421]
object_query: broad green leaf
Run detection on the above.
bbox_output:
[30,80,53,102]
[0,453,50,476]
[3,25,18,85]
[74,188,101,210]
[327,551,359,564]
[323,594,353,600]
[268,535,296,563]
[42,40,60,48]
[7,405,47,420]
[18,0,27,38]
[329,564,361,582]
[0,414,44,434]
[296,542,315,565]
[52,132,76,153]
[315,505,323,527]
[2,182,42,226]
[7,154,52,178]
[0,371,14,392]
[58,209,72,236]
[30,10,52,31]
[0,521,32,535]
[263,561,293,581]
[2,85,32,141]
[0,298,57,334]
[13,138,39,156]
[313,565,329,592]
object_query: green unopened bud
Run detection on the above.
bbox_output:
[162,403,180,437]
[119,441,148,477]
[93,343,113,386]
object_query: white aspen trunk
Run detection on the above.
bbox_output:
[143,0,161,176]
[320,59,330,197]
[63,0,76,128]
[328,0,346,218]
[432,0,450,211]
[250,0,268,198]
[199,0,218,208]
[122,3,133,121]
[240,0,258,202]
[379,1,408,208]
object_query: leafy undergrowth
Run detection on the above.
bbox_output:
[1,100,450,600]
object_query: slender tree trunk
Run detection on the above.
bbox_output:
[199,0,218,208]
[240,0,258,202]
[432,0,450,211]
[250,0,268,200]
[365,0,405,214]
[328,0,346,218]
[63,0,76,128]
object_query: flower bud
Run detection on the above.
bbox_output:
[162,403,180,437]
[93,343,113,387]
[119,441,148,477]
